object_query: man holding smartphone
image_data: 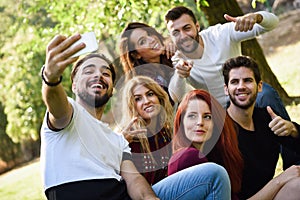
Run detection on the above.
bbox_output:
[40,33,231,200]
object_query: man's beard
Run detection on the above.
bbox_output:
[178,34,199,54]
[228,91,257,109]
[78,91,111,108]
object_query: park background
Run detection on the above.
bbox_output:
[0,0,299,199]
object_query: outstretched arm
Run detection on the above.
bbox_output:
[224,11,279,32]
[42,34,85,129]
[168,51,194,103]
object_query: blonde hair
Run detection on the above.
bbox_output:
[119,76,173,157]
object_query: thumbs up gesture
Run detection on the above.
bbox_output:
[224,13,262,32]
[267,106,298,138]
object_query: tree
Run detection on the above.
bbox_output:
[199,0,300,104]
[0,0,298,163]
[0,0,199,156]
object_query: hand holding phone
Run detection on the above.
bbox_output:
[71,32,99,58]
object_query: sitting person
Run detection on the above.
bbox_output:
[168,89,243,199]
[116,75,173,185]
[223,55,300,200]
[164,5,280,108]
[40,33,231,200]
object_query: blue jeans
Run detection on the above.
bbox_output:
[256,82,290,120]
[152,162,231,200]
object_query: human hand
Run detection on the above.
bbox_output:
[224,13,262,32]
[164,39,177,59]
[43,34,86,83]
[267,106,298,137]
[172,51,193,78]
[121,117,147,143]
[275,165,300,185]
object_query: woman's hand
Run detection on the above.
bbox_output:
[164,37,177,59]
[121,117,147,143]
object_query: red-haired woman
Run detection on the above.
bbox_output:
[168,89,243,199]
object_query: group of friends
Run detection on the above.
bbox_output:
[40,5,300,200]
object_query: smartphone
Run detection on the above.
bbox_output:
[71,32,99,58]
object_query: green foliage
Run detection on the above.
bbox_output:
[0,103,21,163]
[0,0,208,143]
[251,0,266,8]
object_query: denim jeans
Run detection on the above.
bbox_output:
[256,82,290,120]
[152,162,231,200]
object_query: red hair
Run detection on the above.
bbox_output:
[173,89,243,193]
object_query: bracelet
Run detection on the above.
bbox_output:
[41,65,62,87]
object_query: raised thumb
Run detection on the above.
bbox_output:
[224,14,237,22]
[267,106,277,119]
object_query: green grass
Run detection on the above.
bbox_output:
[0,159,46,200]
[266,41,300,98]
[266,40,300,123]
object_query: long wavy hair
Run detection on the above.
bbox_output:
[119,22,173,81]
[119,76,173,159]
[173,89,243,193]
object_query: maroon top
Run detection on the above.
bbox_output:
[168,147,208,176]
[129,127,172,185]
[168,147,239,200]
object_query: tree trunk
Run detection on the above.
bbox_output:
[199,0,299,105]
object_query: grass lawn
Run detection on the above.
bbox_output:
[265,40,300,177]
[0,159,46,200]
[266,40,300,123]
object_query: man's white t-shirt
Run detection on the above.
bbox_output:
[40,97,131,191]
[169,11,279,107]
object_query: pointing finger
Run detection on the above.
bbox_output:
[224,14,237,22]
[123,117,139,132]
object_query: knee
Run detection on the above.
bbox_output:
[194,162,229,181]
[285,177,300,192]
[275,177,300,200]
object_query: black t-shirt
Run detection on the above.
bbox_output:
[235,107,300,199]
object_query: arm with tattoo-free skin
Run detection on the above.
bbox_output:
[121,160,159,200]
[168,11,278,104]
[168,51,194,103]
[248,165,300,200]
[224,11,278,32]
[42,34,85,130]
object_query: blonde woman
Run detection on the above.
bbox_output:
[116,76,173,185]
